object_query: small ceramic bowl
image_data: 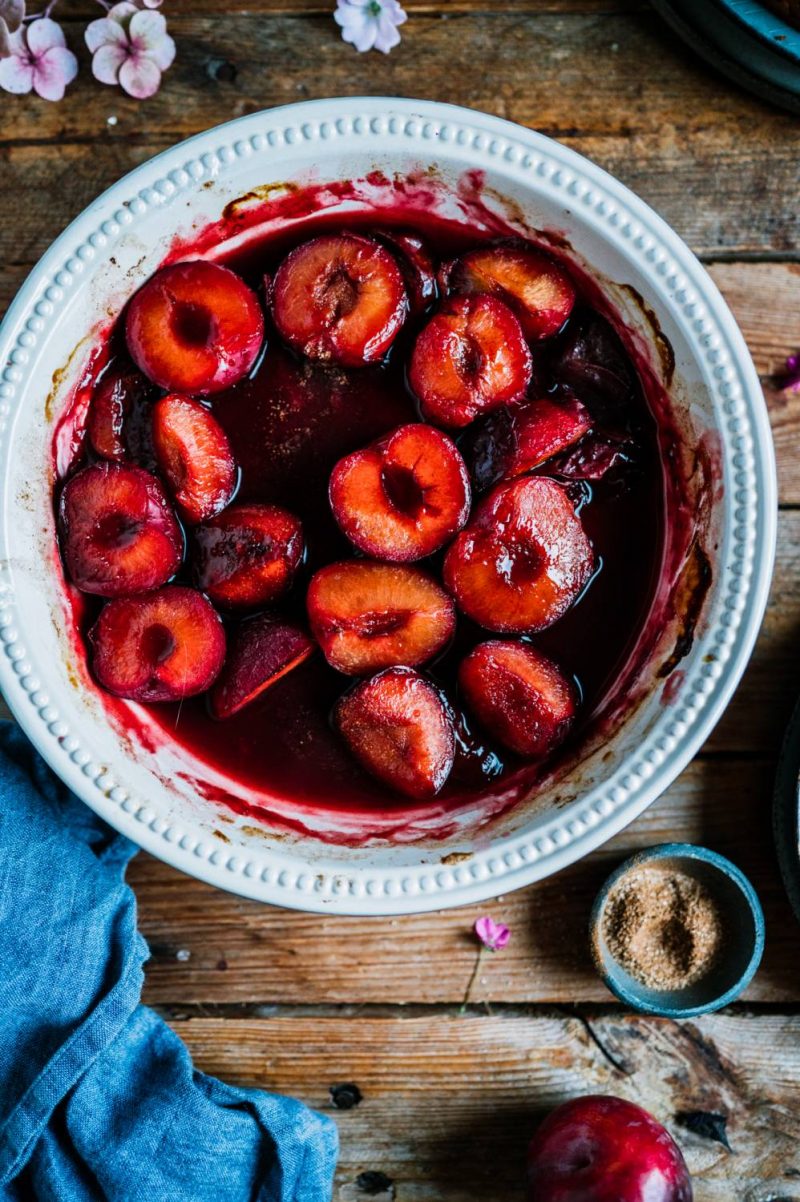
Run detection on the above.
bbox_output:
[590,843,765,1016]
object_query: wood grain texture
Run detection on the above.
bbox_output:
[3,12,799,256]
[707,262,800,507]
[62,0,648,13]
[134,747,800,1005]
[171,1013,800,1200]
[708,509,800,755]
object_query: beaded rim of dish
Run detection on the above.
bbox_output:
[0,101,776,912]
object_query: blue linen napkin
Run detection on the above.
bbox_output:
[0,721,338,1200]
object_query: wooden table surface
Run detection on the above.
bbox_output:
[3,2,800,1197]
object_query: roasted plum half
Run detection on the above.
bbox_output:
[307,561,456,675]
[270,233,408,366]
[335,667,456,799]
[126,260,264,395]
[409,294,533,428]
[329,423,470,561]
[443,476,595,634]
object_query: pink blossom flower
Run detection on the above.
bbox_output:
[334,0,407,54]
[85,1,174,99]
[0,17,77,100]
[474,915,511,952]
[0,0,24,59]
[776,352,800,393]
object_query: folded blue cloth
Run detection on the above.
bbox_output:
[0,721,338,1200]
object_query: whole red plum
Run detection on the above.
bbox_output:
[527,1095,692,1202]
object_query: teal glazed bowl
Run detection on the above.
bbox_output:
[590,842,765,1017]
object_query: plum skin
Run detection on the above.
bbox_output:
[527,1096,693,1202]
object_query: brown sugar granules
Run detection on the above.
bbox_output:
[602,865,725,990]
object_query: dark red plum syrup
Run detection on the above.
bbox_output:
[121,212,668,817]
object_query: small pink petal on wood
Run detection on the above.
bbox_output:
[128,7,167,49]
[776,352,800,393]
[87,0,174,96]
[473,915,511,951]
[0,0,24,33]
[0,19,77,100]
[108,2,139,25]
[147,28,174,71]
[0,0,24,58]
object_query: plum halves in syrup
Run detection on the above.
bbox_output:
[56,214,665,813]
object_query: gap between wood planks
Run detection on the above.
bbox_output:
[151,1001,800,1018]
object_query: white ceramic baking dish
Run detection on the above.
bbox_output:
[0,99,776,914]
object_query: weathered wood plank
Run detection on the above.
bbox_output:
[2,13,799,256]
[134,749,800,1005]
[58,0,647,14]
[170,1013,800,1200]
[706,262,800,510]
[0,265,28,312]
[708,508,800,755]
[708,262,800,379]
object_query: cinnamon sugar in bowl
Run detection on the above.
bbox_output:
[590,843,764,1017]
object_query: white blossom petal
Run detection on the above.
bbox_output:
[333,2,367,30]
[0,0,23,54]
[0,0,24,34]
[33,44,78,100]
[118,51,160,98]
[334,0,405,54]
[149,30,174,71]
[337,13,377,52]
[2,23,26,54]
[0,47,32,91]
[85,16,127,52]
[91,41,127,84]
[26,16,66,55]
[373,13,402,52]
[348,25,377,52]
[0,22,11,58]
[108,2,138,28]
[128,8,166,50]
